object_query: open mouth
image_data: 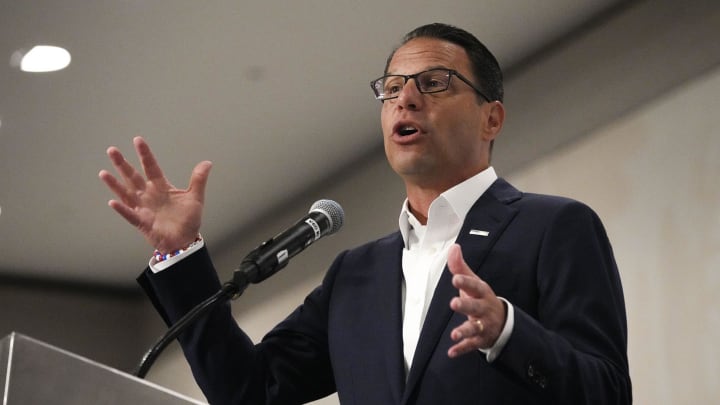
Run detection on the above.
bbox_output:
[397,125,419,136]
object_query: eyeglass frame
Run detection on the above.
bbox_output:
[370,68,490,102]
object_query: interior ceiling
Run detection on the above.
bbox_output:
[0,0,623,287]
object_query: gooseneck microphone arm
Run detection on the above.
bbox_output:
[134,281,242,378]
[133,199,344,379]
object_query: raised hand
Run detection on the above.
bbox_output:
[98,136,212,253]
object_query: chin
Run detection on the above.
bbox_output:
[390,159,435,180]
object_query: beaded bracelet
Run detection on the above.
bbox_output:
[153,235,203,262]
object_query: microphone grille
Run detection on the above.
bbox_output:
[310,199,344,235]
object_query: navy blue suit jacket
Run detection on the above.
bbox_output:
[139,179,632,404]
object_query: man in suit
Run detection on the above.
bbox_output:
[100,23,631,404]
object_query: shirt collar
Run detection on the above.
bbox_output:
[399,166,498,247]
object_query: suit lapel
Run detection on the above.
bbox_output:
[374,232,406,403]
[401,179,521,403]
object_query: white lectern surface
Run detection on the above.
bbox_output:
[1,332,205,405]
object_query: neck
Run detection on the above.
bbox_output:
[404,179,461,225]
[403,166,491,225]
[405,188,436,225]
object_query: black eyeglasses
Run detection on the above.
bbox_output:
[370,68,489,102]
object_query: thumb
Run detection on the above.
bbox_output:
[448,244,474,301]
[447,244,473,276]
[188,160,213,202]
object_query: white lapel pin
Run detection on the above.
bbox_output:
[469,229,489,237]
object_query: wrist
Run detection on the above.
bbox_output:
[153,234,203,262]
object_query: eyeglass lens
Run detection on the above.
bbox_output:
[380,70,451,99]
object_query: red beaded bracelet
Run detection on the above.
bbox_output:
[153,235,202,262]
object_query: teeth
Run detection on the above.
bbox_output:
[398,125,418,136]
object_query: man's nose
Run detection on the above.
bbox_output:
[396,79,423,110]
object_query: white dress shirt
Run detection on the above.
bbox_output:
[398,166,514,374]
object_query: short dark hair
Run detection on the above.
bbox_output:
[384,23,504,103]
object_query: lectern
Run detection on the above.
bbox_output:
[1,332,205,404]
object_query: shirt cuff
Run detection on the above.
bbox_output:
[479,296,514,363]
[148,237,205,273]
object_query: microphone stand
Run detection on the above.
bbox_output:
[133,272,250,379]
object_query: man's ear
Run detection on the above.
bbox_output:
[482,101,505,142]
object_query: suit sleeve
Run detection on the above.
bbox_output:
[137,246,338,405]
[494,201,632,404]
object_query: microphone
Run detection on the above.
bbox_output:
[232,199,344,287]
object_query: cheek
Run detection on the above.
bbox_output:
[435,109,482,152]
[446,104,482,133]
[380,107,393,136]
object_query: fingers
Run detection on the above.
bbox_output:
[102,145,145,208]
[99,169,132,205]
[448,320,487,357]
[448,312,495,357]
[107,199,141,227]
[100,136,212,206]
[99,138,162,228]
[134,136,168,184]
[106,145,147,192]
[98,169,140,225]
[101,137,171,205]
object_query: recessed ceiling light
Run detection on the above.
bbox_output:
[18,45,71,73]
